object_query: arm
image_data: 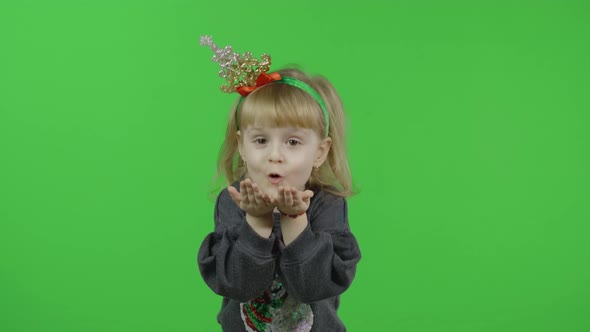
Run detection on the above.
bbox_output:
[278,192,361,303]
[273,185,314,246]
[280,212,308,246]
[197,186,277,302]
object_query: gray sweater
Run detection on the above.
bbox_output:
[198,183,361,331]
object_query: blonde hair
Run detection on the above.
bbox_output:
[214,68,353,197]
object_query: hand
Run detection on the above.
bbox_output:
[228,178,275,217]
[271,185,314,217]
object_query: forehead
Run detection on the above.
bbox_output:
[238,84,325,136]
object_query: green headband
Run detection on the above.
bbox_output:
[235,76,330,137]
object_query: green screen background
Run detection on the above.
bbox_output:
[1,1,589,331]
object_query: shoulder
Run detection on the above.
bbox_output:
[215,186,232,207]
[308,190,349,231]
[214,182,244,224]
[310,189,345,208]
[216,181,240,204]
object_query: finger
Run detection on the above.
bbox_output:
[302,190,314,200]
[240,181,250,205]
[291,188,302,203]
[294,188,308,208]
[261,192,272,205]
[228,186,241,204]
[245,182,256,204]
[269,194,277,206]
[284,187,294,206]
[251,183,265,206]
[277,186,286,205]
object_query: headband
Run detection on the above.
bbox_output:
[200,35,330,137]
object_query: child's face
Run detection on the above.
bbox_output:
[238,126,330,198]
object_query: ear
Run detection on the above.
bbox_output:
[314,137,332,168]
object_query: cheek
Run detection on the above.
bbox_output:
[291,157,315,178]
[243,152,266,178]
[243,148,261,165]
[290,165,313,190]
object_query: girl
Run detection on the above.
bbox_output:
[198,36,361,332]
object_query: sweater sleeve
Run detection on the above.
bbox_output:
[197,187,277,302]
[278,192,361,303]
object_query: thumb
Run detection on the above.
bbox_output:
[302,190,314,200]
[227,186,242,204]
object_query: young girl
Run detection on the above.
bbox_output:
[197,36,361,332]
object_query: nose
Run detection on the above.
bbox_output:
[268,142,284,163]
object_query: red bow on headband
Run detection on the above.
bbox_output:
[236,72,282,96]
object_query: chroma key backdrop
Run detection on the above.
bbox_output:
[1,0,589,331]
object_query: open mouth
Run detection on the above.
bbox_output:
[267,173,283,184]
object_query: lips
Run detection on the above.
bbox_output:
[267,173,283,184]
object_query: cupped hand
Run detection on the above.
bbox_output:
[228,178,275,217]
[271,185,314,216]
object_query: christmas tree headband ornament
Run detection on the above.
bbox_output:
[200,35,330,137]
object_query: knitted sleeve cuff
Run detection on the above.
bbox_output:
[280,222,321,264]
[236,220,275,258]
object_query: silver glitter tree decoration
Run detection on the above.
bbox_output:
[200,35,271,93]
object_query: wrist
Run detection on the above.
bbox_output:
[278,209,306,218]
[246,212,273,223]
[246,213,273,238]
[246,210,274,218]
[279,212,308,246]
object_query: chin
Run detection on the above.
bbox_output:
[257,182,278,196]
